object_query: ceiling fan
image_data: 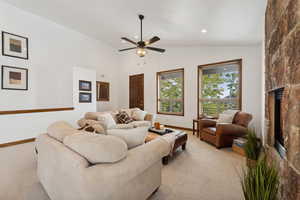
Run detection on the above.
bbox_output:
[119,14,166,57]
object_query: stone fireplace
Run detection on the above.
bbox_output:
[265,0,300,199]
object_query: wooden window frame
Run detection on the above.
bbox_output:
[197,59,242,119]
[156,68,184,116]
[96,81,110,101]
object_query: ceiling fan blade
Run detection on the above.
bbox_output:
[121,37,137,45]
[147,36,160,45]
[119,47,137,52]
[146,46,165,53]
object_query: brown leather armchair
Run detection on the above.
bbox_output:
[199,112,253,148]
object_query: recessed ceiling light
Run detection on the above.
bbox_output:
[134,35,139,39]
[121,39,126,43]
[201,29,207,34]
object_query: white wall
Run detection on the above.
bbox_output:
[0,2,119,143]
[0,1,264,143]
[118,45,263,132]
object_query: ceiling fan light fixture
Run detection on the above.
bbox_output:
[118,14,165,56]
[137,48,146,57]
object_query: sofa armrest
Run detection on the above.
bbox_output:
[144,113,156,125]
[216,123,247,136]
[199,119,217,129]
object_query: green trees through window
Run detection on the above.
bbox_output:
[199,60,241,117]
[157,69,184,115]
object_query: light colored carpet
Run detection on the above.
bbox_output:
[0,132,245,200]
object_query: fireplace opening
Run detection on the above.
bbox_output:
[274,88,286,158]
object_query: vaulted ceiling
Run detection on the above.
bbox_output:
[1,0,267,47]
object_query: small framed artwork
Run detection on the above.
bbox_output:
[79,92,92,103]
[79,80,92,91]
[1,65,28,90]
[2,31,29,59]
[97,81,110,101]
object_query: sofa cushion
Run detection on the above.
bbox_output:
[97,113,117,130]
[203,127,217,135]
[107,127,148,149]
[64,133,127,164]
[47,121,79,142]
[129,120,151,128]
[115,124,135,129]
[132,109,147,121]
[116,111,134,124]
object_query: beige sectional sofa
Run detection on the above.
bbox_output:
[77,108,157,149]
[78,108,156,132]
[36,121,172,200]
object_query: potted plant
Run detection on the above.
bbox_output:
[244,129,261,167]
[241,156,279,200]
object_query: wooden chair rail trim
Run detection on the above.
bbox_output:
[0,107,74,115]
[0,138,35,148]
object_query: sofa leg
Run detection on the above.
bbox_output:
[182,143,186,150]
[162,156,169,165]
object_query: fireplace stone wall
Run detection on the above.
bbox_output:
[265,0,300,199]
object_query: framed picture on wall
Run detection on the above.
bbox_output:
[79,92,92,103]
[79,80,92,91]
[2,31,29,59]
[1,65,28,90]
[96,81,110,101]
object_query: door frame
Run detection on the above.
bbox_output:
[129,73,144,110]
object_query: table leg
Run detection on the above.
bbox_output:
[197,121,200,138]
[192,121,195,135]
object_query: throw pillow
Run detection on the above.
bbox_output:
[217,113,234,124]
[132,110,147,121]
[116,111,134,124]
[97,113,117,130]
[120,108,133,118]
[77,118,106,134]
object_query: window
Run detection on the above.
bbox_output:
[198,59,242,117]
[157,68,184,115]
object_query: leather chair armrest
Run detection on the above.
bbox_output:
[199,119,217,129]
[216,123,247,136]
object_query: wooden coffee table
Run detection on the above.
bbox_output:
[146,129,188,165]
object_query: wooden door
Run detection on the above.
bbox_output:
[129,74,144,110]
